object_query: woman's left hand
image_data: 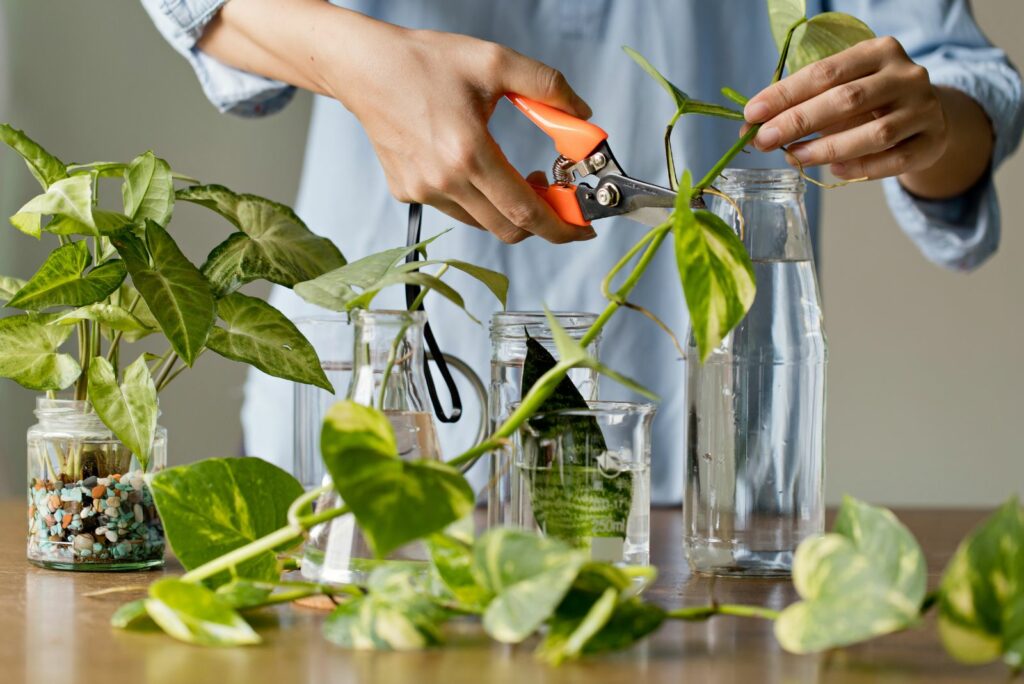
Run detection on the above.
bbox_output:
[742,36,948,182]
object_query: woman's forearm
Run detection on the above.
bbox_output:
[898,86,995,200]
[197,0,390,100]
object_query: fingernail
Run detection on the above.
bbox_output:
[756,126,780,150]
[789,145,812,163]
[581,227,597,240]
[574,96,593,119]
[745,101,769,122]
[831,162,847,176]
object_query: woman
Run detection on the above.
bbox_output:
[142,0,1022,501]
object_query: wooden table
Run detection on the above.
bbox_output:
[0,501,1003,683]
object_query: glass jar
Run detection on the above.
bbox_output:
[293,315,354,490]
[26,398,166,571]
[683,168,827,577]
[487,311,601,528]
[303,310,485,585]
[512,401,655,566]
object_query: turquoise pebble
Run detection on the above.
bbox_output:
[92,542,102,552]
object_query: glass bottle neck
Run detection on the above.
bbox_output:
[712,168,812,262]
[347,310,430,412]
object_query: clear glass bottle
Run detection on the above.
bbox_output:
[512,401,655,566]
[27,399,166,571]
[487,311,600,528]
[683,168,827,577]
[293,315,354,490]
[303,310,485,584]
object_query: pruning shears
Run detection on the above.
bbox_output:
[507,94,677,227]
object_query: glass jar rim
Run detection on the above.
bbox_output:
[490,310,598,336]
[352,309,427,323]
[513,399,656,419]
[715,167,805,195]
[33,397,161,419]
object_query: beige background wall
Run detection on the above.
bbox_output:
[0,2,1020,505]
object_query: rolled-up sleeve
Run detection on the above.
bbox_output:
[839,0,1024,271]
[140,0,295,117]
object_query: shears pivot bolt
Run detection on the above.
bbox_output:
[596,183,621,207]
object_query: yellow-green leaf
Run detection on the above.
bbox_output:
[6,242,125,311]
[88,356,158,471]
[0,313,81,390]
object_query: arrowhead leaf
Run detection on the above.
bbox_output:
[123,151,174,225]
[0,123,67,189]
[0,313,81,390]
[6,241,125,310]
[205,292,333,391]
[88,356,158,471]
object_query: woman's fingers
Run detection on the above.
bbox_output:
[743,38,893,124]
[751,72,902,151]
[831,133,942,180]
[784,109,927,167]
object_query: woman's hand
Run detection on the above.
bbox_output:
[742,36,993,199]
[319,24,596,244]
[200,0,596,244]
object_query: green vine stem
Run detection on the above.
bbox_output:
[667,604,781,621]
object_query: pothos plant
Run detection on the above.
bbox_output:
[98,0,1020,673]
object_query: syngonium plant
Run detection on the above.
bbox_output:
[103,0,1024,674]
[0,129,508,474]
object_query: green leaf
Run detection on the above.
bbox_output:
[205,292,332,391]
[622,46,689,109]
[144,578,260,646]
[0,313,81,390]
[787,13,875,74]
[767,0,807,55]
[672,198,756,362]
[774,496,927,654]
[46,209,133,237]
[87,356,158,471]
[541,596,666,664]
[13,175,95,234]
[9,211,41,238]
[114,221,215,365]
[294,231,446,311]
[344,270,480,323]
[214,580,275,610]
[426,533,493,610]
[320,401,474,558]
[110,599,153,630]
[123,151,174,225]
[544,309,657,400]
[0,276,26,300]
[473,529,587,643]
[938,498,1024,668]
[112,283,160,342]
[147,457,304,586]
[396,258,509,308]
[0,123,67,189]
[51,302,155,335]
[176,184,345,296]
[6,241,125,310]
[322,566,447,650]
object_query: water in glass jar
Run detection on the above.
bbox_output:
[683,258,826,576]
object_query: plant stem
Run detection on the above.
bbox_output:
[665,108,684,190]
[667,603,780,621]
[153,353,179,392]
[75,322,91,401]
[692,18,805,193]
[181,504,351,584]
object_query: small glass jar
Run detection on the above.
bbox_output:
[487,312,601,528]
[511,401,655,566]
[26,399,167,571]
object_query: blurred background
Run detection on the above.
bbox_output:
[0,2,1020,506]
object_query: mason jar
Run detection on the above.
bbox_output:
[487,311,600,528]
[26,399,166,571]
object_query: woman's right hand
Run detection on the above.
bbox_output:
[201,1,596,244]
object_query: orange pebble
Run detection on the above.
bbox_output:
[91,485,106,499]
[33,481,43,490]
[111,474,121,482]
[62,513,72,527]
[47,495,60,511]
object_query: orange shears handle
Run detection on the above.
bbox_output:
[506,94,608,227]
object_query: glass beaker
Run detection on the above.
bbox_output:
[303,309,486,585]
[293,315,353,490]
[683,168,827,577]
[487,311,600,528]
[511,401,655,566]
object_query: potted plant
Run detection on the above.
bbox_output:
[2,126,346,570]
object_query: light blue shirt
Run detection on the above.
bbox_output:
[143,0,1022,503]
